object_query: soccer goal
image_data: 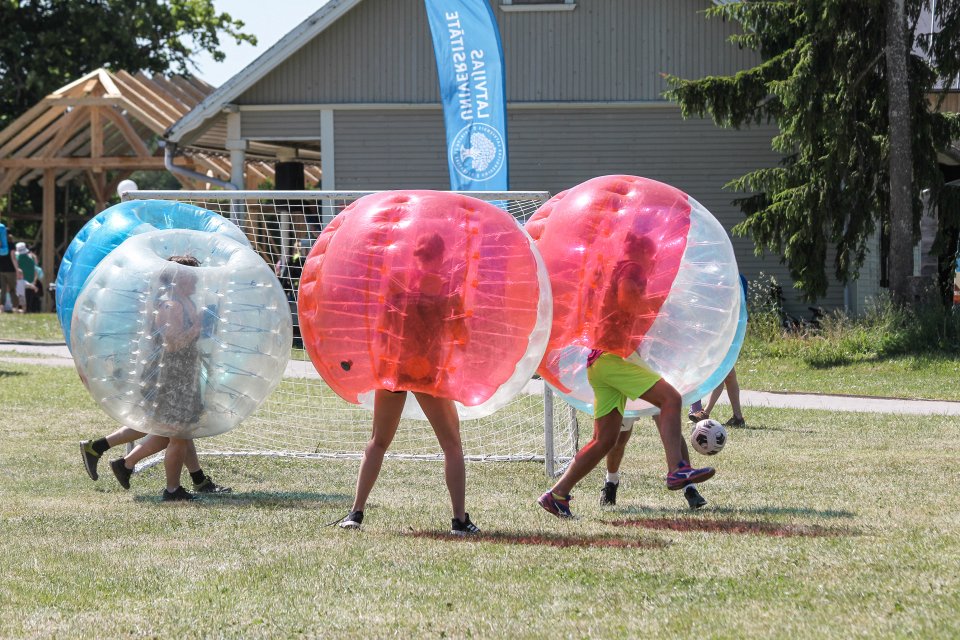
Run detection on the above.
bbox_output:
[121,190,579,476]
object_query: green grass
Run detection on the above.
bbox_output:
[1,361,958,638]
[736,349,960,401]
[0,311,62,342]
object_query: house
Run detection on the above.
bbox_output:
[165,0,864,317]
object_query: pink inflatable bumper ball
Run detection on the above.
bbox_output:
[298,191,551,420]
[525,175,742,415]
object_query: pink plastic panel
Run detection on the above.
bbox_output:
[526,175,691,392]
[299,191,543,407]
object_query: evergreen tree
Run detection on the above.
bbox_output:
[665,0,960,306]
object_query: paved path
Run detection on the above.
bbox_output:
[4,340,960,416]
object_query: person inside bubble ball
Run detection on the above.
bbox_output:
[539,232,716,519]
[79,255,231,501]
[338,232,479,535]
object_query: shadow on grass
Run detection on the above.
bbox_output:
[610,517,855,537]
[728,423,816,434]
[132,490,351,507]
[0,369,26,378]
[406,530,668,549]
[618,504,855,519]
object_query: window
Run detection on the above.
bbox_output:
[500,0,577,12]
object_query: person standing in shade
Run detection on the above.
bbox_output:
[0,220,21,312]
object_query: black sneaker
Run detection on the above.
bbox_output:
[600,481,619,506]
[684,485,707,510]
[338,510,363,529]
[193,477,232,494]
[161,486,197,502]
[450,513,480,535]
[110,458,133,490]
[80,440,101,481]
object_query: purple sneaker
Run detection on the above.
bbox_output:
[666,461,715,490]
[538,491,574,518]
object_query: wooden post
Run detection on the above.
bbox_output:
[42,169,55,312]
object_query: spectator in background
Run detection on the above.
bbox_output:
[0,220,20,312]
[15,242,38,313]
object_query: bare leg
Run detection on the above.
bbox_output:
[164,438,189,492]
[642,380,684,471]
[104,427,146,448]
[122,435,170,469]
[725,368,743,419]
[415,392,466,521]
[351,390,405,512]
[654,414,693,462]
[184,441,202,473]
[605,427,633,475]
[551,410,623,497]
[703,380,725,416]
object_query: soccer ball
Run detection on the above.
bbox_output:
[690,419,727,456]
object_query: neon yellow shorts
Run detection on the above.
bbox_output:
[587,353,661,419]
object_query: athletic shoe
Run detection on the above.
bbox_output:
[110,458,133,490]
[538,491,574,518]
[80,440,101,481]
[666,461,715,490]
[688,410,710,423]
[725,416,746,428]
[338,510,364,529]
[450,513,481,536]
[193,478,232,494]
[684,485,707,510]
[599,481,619,506]
[161,486,197,502]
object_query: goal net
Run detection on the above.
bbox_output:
[121,190,579,476]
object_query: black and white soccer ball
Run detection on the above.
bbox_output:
[690,419,727,456]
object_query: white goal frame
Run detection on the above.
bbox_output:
[122,190,579,477]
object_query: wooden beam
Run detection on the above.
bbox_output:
[42,170,55,312]
[0,156,186,169]
[112,71,182,125]
[0,169,28,196]
[170,75,211,103]
[0,106,67,157]
[41,106,89,158]
[98,107,151,156]
[90,107,103,162]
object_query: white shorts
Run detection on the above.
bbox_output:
[15,279,26,298]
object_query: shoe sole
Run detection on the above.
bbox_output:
[110,461,132,490]
[450,529,480,536]
[80,442,98,481]
[194,487,233,494]
[338,522,361,530]
[667,468,715,490]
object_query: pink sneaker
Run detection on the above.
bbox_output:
[666,461,715,490]
[538,491,574,518]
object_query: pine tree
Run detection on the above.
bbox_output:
[665,0,960,306]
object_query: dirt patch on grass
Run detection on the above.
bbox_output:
[407,530,668,549]
[609,517,849,537]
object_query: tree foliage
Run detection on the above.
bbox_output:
[665,0,960,302]
[0,0,256,130]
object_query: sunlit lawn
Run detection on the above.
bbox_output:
[1,360,958,638]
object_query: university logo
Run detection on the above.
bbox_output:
[450,123,506,182]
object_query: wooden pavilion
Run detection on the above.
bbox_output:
[0,68,320,310]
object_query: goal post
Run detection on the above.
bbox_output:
[121,190,577,476]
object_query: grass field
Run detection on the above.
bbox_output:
[1,359,958,638]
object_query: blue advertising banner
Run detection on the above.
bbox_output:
[424,0,509,191]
